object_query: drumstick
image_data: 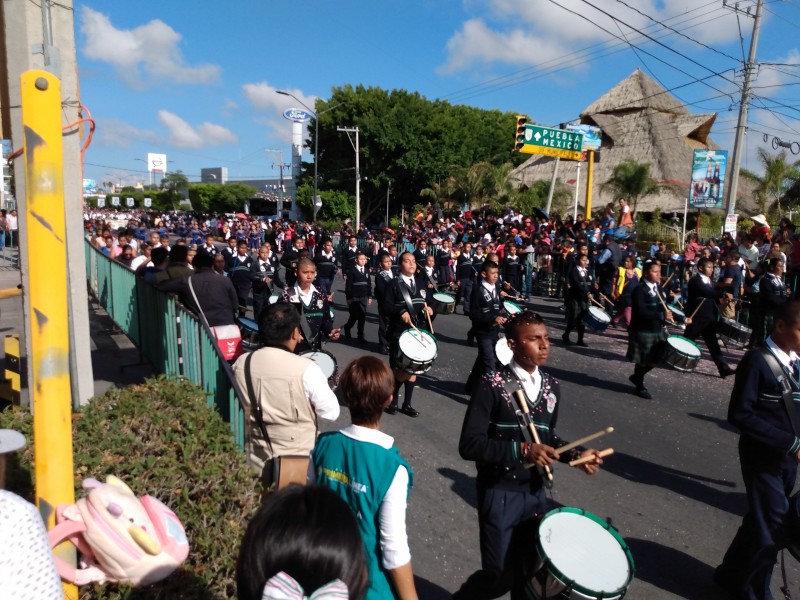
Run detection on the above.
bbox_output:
[662,272,675,288]
[569,448,614,467]
[424,302,435,334]
[589,296,606,309]
[512,389,554,484]
[688,298,706,320]
[407,321,430,347]
[598,292,614,306]
[655,287,677,324]
[555,427,614,456]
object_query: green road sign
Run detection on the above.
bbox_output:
[518,125,583,160]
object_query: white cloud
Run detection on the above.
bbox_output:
[242,82,317,147]
[157,110,238,148]
[80,7,221,88]
[93,118,158,148]
[440,0,745,74]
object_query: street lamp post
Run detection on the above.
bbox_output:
[276,91,344,222]
[133,158,152,187]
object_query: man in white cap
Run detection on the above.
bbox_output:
[0,428,64,599]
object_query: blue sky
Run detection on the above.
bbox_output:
[76,0,800,189]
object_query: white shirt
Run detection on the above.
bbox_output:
[293,284,318,307]
[381,269,393,279]
[309,424,411,570]
[766,336,799,368]
[509,359,542,402]
[482,280,497,298]
[700,273,712,286]
[401,274,415,289]
[303,361,340,421]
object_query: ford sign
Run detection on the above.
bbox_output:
[283,108,311,122]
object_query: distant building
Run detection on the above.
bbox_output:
[200,167,296,219]
[510,69,755,215]
[200,167,228,184]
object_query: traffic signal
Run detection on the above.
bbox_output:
[514,115,527,152]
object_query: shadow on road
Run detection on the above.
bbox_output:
[438,467,477,509]
[687,411,738,434]
[421,377,469,406]
[563,345,627,363]
[603,452,745,516]
[414,575,453,600]
[626,537,729,600]
[545,366,632,394]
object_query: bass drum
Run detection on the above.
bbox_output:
[394,329,438,375]
[299,350,339,390]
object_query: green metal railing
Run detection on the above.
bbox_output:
[84,240,250,454]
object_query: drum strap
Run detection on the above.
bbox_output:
[759,348,800,437]
[398,280,416,322]
[244,352,273,453]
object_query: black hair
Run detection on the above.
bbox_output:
[697,257,714,270]
[192,252,214,270]
[151,246,169,266]
[258,303,301,346]
[169,245,189,263]
[236,485,367,600]
[505,310,545,342]
[482,260,499,272]
[775,300,800,327]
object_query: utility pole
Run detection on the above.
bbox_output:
[266,149,290,219]
[545,157,560,215]
[338,126,360,230]
[385,180,391,227]
[724,0,764,217]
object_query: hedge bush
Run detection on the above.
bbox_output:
[0,376,262,599]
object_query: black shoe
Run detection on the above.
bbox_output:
[344,327,352,339]
[576,340,589,347]
[562,332,571,345]
[384,405,397,415]
[635,387,652,399]
[712,566,740,596]
[400,406,420,417]
[357,336,367,343]
[718,365,736,379]
[466,338,474,347]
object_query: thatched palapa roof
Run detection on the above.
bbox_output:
[509,69,752,215]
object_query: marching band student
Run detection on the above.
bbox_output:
[562,253,593,347]
[465,260,507,396]
[374,254,395,355]
[626,260,672,399]
[344,251,372,344]
[381,252,434,418]
[422,255,439,291]
[683,257,736,378]
[230,240,255,317]
[312,357,419,600]
[313,237,338,299]
[250,243,281,321]
[280,237,306,289]
[413,240,430,269]
[436,239,454,287]
[455,241,475,314]
[501,243,524,297]
[454,310,602,600]
[715,300,800,599]
[755,257,791,343]
[342,235,360,276]
[278,258,341,353]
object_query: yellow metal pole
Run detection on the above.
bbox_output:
[21,70,77,599]
[584,149,594,220]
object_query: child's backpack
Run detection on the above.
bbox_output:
[47,475,189,587]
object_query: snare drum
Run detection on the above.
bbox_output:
[432,292,456,315]
[584,305,611,332]
[663,335,702,373]
[299,350,339,389]
[503,299,523,317]
[495,335,513,366]
[667,304,686,324]
[394,329,438,374]
[237,317,261,352]
[527,507,634,600]
[716,317,752,348]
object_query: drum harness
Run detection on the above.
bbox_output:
[759,347,800,600]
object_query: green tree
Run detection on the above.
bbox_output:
[741,148,800,213]
[601,159,660,218]
[160,170,189,208]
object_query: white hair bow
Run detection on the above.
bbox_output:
[261,571,349,600]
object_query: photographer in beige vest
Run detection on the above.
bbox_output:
[233,303,340,490]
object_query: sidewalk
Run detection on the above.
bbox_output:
[0,250,153,407]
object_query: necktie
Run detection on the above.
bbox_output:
[409,278,415,294]
[792,360,800,381]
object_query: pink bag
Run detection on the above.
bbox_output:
[48,476,189,587]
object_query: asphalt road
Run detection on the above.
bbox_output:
[312,274,800,600]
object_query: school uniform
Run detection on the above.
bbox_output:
[277,285,335,353]
[465,280,502,396]
[563,266,593,345]
[313,250,338,297]
[344,265,372,341]
[502,254,524,295]
[436,248,454,286]
[250,252,281,320]
[229,253,255,316]
[684,274,734,376]
[381,273,430,371]
[374,268,395,353]
[456,251,476,312]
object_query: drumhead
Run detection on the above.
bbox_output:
[398,329,438,361]
[299,351,337,378]
[588,306,611,323]
[238,317,259,332]
[667,305,686,319]
[538,508,633,595]
[268,292,281,305]
[433,292,455,304]
[495,336,513,366]
[667,335,701,357]
[504,301,523,314]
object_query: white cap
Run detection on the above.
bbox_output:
[0,429,26,454]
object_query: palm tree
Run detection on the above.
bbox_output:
[740,148,800,214]
[419,179,456,211]
[601,159,659,218]
[448,162,492,210]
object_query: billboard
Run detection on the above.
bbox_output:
[566,124,602,151]
[147,153,167,173]
[690,149,727,209]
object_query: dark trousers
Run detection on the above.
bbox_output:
[344,299,367,337]
[252,288,270,321]
[684,318,727,369]
[234,283,251,317]
[717,450,797,600]
[317,276,334,297]
[466,329,498,395]
[378,310,390,348]
[564,299,588,341]
[456,279,474,312]
[453,483,549,600]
